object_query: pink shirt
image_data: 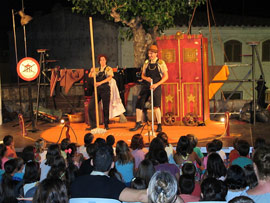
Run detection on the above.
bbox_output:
[1,157,9,169]
[180,194,200,203]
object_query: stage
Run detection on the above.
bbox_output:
[2,117,261,151]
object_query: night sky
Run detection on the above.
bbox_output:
[1,0,270,50]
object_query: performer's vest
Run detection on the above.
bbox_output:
[96,66,109,87]
[145,60,162,84]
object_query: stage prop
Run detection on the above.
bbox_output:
[156,32,210,125]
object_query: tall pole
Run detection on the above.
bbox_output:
[12,9,23,113]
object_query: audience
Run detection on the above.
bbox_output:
[241,145,270,203]
[23,161,40,196]
[60,138,71,159]
[78,133,94,159]
[244,164,258,189]
[148,171,184,203]
[232,139,252,168]
[179,174,200,202]
[115,140,135,186]
[130,134,146,170]
[145,137,165,165]
[200,177,227,201]
[3,135,17,159]
[78,143,97,176]
[157,132,176,164]
[70,144,147,202]
[213,139,227,162]
[136,159,156,187]
[229,138,240,166]
[229,196,255,203]
[106,134,116,154]
[34,138,47,163]
[33,178,69,203]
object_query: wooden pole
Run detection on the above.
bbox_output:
[89,17,100,128]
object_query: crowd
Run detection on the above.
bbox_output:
[0,132,270,203]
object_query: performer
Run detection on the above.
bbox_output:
[130,45,168,132]
[88,55,113,130]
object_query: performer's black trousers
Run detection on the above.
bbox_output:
[88,85,110,127]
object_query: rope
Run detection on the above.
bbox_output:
[187,0,199,35]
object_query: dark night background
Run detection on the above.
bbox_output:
[1,0,270,83]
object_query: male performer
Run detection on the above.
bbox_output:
[130,45,168,132]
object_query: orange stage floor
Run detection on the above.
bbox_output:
[40,120,228,146]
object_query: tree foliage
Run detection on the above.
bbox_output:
[69,0,205,66]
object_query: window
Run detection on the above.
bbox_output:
[222,91,243,100]
[224,40,242,62]
[262,40,270,61]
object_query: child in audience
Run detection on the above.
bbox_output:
[13,157,25,181]
[60,138,71,159]
[232,139,252,168]
[115,140,135,186]
[244,164,258,189]
[23,161,40,196]
[200,177,228,201]
[186,134,204,160]
[225,165,248,201]
[136,159,156,187]
[130,134,146,171]
[182,162,201,197]
[22,145,35,164]
[131,177,147,189]
[0,143,8,171]
[213,139,227,161]
[3,135,17,158]
[202,141,217,171]
[157,132,176,164]
[106,134,116,155]
[179,174,200,202]
[145,137,165,165]
[78,133,94,159]
[78,143,97,176]
[35,138,47,163]
[229,138,240,166]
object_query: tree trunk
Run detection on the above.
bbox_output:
[132,25,153,68]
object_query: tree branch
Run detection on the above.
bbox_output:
[110,5,139,28]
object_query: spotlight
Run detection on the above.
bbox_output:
[60,119,65,124]
[220,117,225,123]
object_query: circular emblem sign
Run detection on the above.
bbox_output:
[17,57,40,81]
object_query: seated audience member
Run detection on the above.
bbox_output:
[202,141,217,171]
[145,137,165,165]
[225,165,248,202]
[40,144,61,181]
[203,152,227,181]
[23,161,40,196]
[60,138,71,159]
[70,144,147,202]
[78,143,97,176]
[115,140,135,186]
[229,196,255,203]
[0,159,23,202]
[200,177,227,201]
[136,159,156,187]
[0,144,6,181]
[47,155,67,184]
[157,132,176,164]
[181,162,201,197]
[244,164,258,189]
[78,133,94,159]
[241,145,270,203]
[106,134,116,155]
[229,138,240,166]
[155,149,180,181]
[232,139,252,168]
[252,137,266,156]
[212,139,227,162]
[148,171,184,203]
[179,174,200,202]
[13,157,25,181]
[131,177,147,189]
[3,135,17,158]
[22,145,35,164]
[130,134,146,171]
[33,178,69,203]
[174,136,201,168]
[34,138,47,163]
[186,134,204,160]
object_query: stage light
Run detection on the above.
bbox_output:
[60,119,65,124]
[220,117,225,123]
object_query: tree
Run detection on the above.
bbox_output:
[69,0,205,67]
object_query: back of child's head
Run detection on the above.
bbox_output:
[60,138,71,151]
[106,135,115,147]
[86,143,98,159]
[182,162,196,177]
[186,134,198,149]
[94,138,106,147]
[15,157,24,171]
[84,133,94,146]
[237,140,250,156]
[35,138,46,153]
[225,165,247,190]
[179,174,195,194]
[157,132,169,147]
[212,139,223,151]
[130,134,144,150]
[22,145,35,163]
[131,177,147,189]
[156,149,169,164]
[201,178,228,201]
[3,135,13,146]
[206,142,217,153]
[244,164,258,189]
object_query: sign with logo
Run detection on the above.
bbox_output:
[17,57,40,81]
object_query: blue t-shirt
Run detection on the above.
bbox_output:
[241,191,270,203]
[232,156,253,168]
[115,161,134,184]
